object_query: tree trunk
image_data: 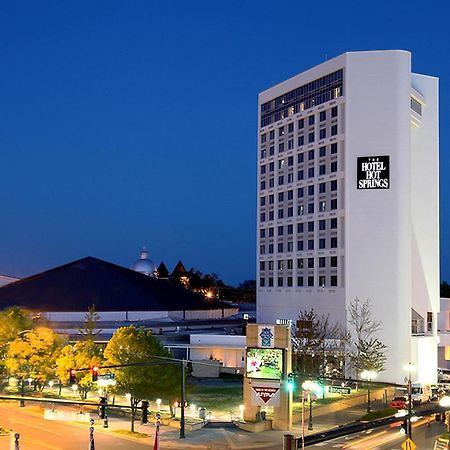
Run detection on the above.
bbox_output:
[131,402,135,432]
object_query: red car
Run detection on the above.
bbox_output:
[389,397,408,409]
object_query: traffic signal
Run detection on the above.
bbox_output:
[141,400,149,424]
[92,366,99,382]
[98,397,107,419]
[286,373,295,392]
[69,369,77,384]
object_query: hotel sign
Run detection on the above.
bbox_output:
[357,156,390,189]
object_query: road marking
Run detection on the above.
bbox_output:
[342,430,387,448]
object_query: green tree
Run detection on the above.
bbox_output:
[78,305,101,341]
[6,326,64,391]
[347,297,387,376]
[104,326,180,432]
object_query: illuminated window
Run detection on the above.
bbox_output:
[318,275,326,287]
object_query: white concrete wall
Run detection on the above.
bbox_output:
[43,311,170,321]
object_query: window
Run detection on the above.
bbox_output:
[260,261,265,271]
[297,276,304,287]
[319,200,326,212]
[308,185,314,196]
[278,243,283,253]
[331,143,337,154]
[287,206,293,217]
[287,173,294,183]
[308,258,314,268]
[268,227,274,237]
[330,180,337,191]
[269,145,275,156]
[279,142,285,153]
[261,134,267,143]
[278,126,285,136]
[308,203,314,214]
[278,277,283,287]
[268,244,274,253]
[319,146,326,157]
[260,277,265,287]
[298,135,304,146]
[297,240,304,251]
[331,106,338,118]
[297,258,304,268]
[331,124,338,136]
[278,225,284,236]
[331,237,337,248]
[320,111,326,121]
[260,229,266,238]
[278,209,284,219]
[260,245,265,254]
[308,149,315,160]
[269,211,274,220]
[268,277,274,287]
[330,161,338,172]
[331,275,338,287]
[298,205,304,215]
[288,123,294,133]
[287,190,293,200]
[288,156,294,166]
[269,162,274,172]
[298,187,304,198]
[309,115,315,126]
[260,197,266,207]
[319,238,326,249]
[308,221,314,232]
[319,164,326,175]
[278,159,285,170]
[261,180,266,190]
[319,275,326,287]
[287,259,293,270]
[319,219,326,230]
[297,223,304,233]
[330,218,337,229]
[287,241,293,252]
[260,165,266,175]
[269,130,275,140]
[260,212,266,222]
[298,119,304,129]
[278,176,284,186]
[319,257,326,268]
[269,178,274,188]
[287,276,293,287]
[308,239,314,250]
[308,132,315,143]
[288,139,294,150]
[269,194,274,204]
[298,152,304,163]
[319,128,326,139]
[308,276,314,287]
[268,260,274,270]
[319,182,326,193]
[331,199,338,210]
[298,170,304,181]
[330,256,337,267]
[308,167,314,178]
[278,192,284,202]
[261,149,266,159]
[287,224,293,234]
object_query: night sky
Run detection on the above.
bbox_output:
[0,1,448,286]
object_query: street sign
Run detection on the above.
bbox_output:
[401,438,416,450]
[329,386,351,395]
[98,373,115,381]
[251,386,279,404]
[97,373,116,387]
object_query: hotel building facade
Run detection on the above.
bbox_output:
[256,50,439,384]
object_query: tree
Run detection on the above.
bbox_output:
[104,326,180,432]
[78,305,101,341]
[347,297,387,376]
[6,326,64,391]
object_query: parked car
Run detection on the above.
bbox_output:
[389,397,408,409]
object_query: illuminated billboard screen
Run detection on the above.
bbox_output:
[246,347,283,380]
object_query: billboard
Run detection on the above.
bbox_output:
[246,347,283,380]
[357,156,390,189]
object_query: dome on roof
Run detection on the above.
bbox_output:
[131,247,158,277]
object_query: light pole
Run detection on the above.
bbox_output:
[302,380,320,431]
[403,362,416,440]
[361,370,377,413]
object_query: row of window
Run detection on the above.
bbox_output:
[260,275,338,288]
[260,162,338,189]
[261,108,339,143]
[260,256,338,271]
[260,181,338,206]
[260,237,338,254]
[260,199,338,221]
[260,218,338,238]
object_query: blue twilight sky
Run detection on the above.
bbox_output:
[0,1,449,286]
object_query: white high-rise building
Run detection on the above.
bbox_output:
[256,50,439,384]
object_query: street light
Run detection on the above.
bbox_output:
[361,370,377,413]
[302,380,320,431]
[403,362,416,440]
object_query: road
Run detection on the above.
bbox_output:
[0,403,150,450]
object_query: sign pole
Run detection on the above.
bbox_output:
[88,419,95,450]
